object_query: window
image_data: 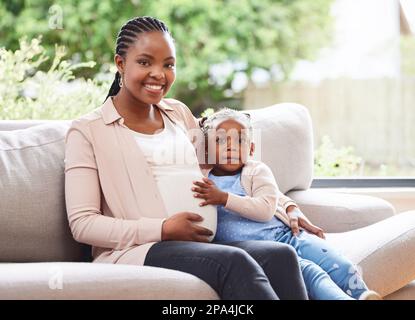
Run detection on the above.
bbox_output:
[244,0,415,179]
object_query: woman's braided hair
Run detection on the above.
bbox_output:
[106,16,172,100]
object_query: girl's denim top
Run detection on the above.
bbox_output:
[209,171,288,242]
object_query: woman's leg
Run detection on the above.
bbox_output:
[279,230,368,299]
[218,240,308,300]
[144,240,279,300]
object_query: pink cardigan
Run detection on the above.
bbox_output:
[65,97,297,265]
[202,161,297,226]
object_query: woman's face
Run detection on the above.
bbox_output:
[115,31,176,105]
[209,119,252,173]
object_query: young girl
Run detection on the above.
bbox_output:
[193,108,381,300]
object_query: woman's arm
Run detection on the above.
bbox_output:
[65,123,165,250]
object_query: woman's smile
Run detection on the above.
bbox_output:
[142,82,165,95]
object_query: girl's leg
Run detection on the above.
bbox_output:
[144,240,279,300]
[218,240,308,300]
[299,258,353,300]
[284,231,368,299]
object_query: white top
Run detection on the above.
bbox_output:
[129,111,217,238]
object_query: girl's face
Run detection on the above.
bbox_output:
[115,31,176,105]
[208,119,254,173]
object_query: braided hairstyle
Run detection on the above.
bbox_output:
[105,16,172,100]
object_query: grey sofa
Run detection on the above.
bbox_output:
[1,103,415,299]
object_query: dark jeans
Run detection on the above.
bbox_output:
[144,240,308,300]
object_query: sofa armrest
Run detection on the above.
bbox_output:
[285,189,396,233]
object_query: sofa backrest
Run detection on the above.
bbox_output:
[247,103,314,193]
[0,120,88,262]
[0,103,313,262]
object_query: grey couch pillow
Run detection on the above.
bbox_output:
[248,103,314,194]
[0,121,86,262]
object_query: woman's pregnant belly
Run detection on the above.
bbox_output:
[155,167,217,241]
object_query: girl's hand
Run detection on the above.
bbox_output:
[161,212,214,242]
[192,178,228,206]
[287,205,325,239]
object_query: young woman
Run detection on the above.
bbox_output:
[64,16,307,300]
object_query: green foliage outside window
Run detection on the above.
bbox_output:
[314,135,362,177]
[0,0,333,114]
[0,37,106,120]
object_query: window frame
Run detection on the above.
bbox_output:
[311,178,415,188]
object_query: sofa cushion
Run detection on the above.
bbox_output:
[247,103,313,194]
[287,189,396,232]
[0,121,85,262]
[0,262,219,299]
[384,280,415,300]
[325,210,415,297]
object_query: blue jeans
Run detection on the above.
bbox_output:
[144,240,308,300]
[276,229,368,300]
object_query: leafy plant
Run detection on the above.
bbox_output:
[401,35,415,76]
[0,37,107,120]
[314,135,362,177]
[200,108,215,118]
[0,0,334,114]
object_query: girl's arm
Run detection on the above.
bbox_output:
[279,192,298,212]
[280,193,325,239]
[225,162,279,222]
[193,162,279,222]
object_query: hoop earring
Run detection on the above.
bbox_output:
[119,75,123,88]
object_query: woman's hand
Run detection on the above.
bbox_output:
[287,205,325,239]
[192,178,228,206]
[161,212,214,242]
